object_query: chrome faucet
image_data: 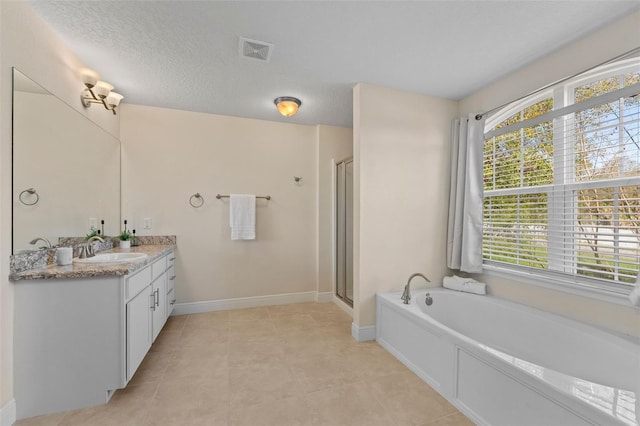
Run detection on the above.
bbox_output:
[78,236,104,259]
[29,237,52,249]
[401,272,431,304]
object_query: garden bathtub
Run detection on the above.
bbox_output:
[376,288,639,425]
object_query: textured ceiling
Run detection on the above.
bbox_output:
[26,1,640,128]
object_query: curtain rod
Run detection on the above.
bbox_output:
[475,46,640,120]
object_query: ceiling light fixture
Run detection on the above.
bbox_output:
[274,96,301,117]
[80,69,124,115]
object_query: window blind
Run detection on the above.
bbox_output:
[483,80,640,286]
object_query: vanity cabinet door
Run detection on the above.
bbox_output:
[126,284,152,381]
[151,272,167,342]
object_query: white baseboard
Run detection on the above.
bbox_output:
[351,322,376,342]
[172,291,319,315]
[0,399,16,426]
[316,292,334,303]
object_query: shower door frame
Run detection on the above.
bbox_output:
[335,158,353,307]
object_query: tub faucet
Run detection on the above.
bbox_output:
[401,272,431,304]
[29,237,52,249]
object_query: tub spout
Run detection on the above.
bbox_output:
[401,273,431,304]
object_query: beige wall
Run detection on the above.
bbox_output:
[120,104,320,303]
[459,11,640,337]
[317,125,353,295]
[0,0,120,410]
[353,83,458,326]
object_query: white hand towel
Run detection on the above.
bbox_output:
[443,275,486,295]
[629,273,640,307]
[230,194,256,240]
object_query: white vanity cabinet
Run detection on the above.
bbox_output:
[14,249,176,420]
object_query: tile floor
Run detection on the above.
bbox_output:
[16,302,474,426]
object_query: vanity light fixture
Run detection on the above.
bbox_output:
[274,96,301,117]
[80,69,124,115]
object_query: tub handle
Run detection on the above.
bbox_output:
[425,293,433,306]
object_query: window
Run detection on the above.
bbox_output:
[483,57,640,289]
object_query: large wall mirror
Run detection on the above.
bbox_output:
[12,68,121,253]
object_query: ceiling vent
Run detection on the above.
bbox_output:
[239,37,273,62]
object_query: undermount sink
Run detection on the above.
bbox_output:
[73,252,149,264]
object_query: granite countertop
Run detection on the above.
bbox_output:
[10,244,175,281]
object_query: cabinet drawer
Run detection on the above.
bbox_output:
[166,252,176,269]
[167,266,176,293]
[167,288,176,317]
[151,257,167,281]
[126,266,152,300]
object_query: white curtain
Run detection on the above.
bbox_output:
[447,114,486,273]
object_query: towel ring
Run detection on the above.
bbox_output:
[189,193,204,208]
[19,188,39,206]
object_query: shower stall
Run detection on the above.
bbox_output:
[335,159,353,307]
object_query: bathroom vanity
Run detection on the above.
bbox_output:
[11,245,176,420]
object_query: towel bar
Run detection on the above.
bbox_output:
[216,194,271,200]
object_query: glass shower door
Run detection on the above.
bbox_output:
[336,159,353,306]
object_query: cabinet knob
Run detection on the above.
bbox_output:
[170,276,176,281]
